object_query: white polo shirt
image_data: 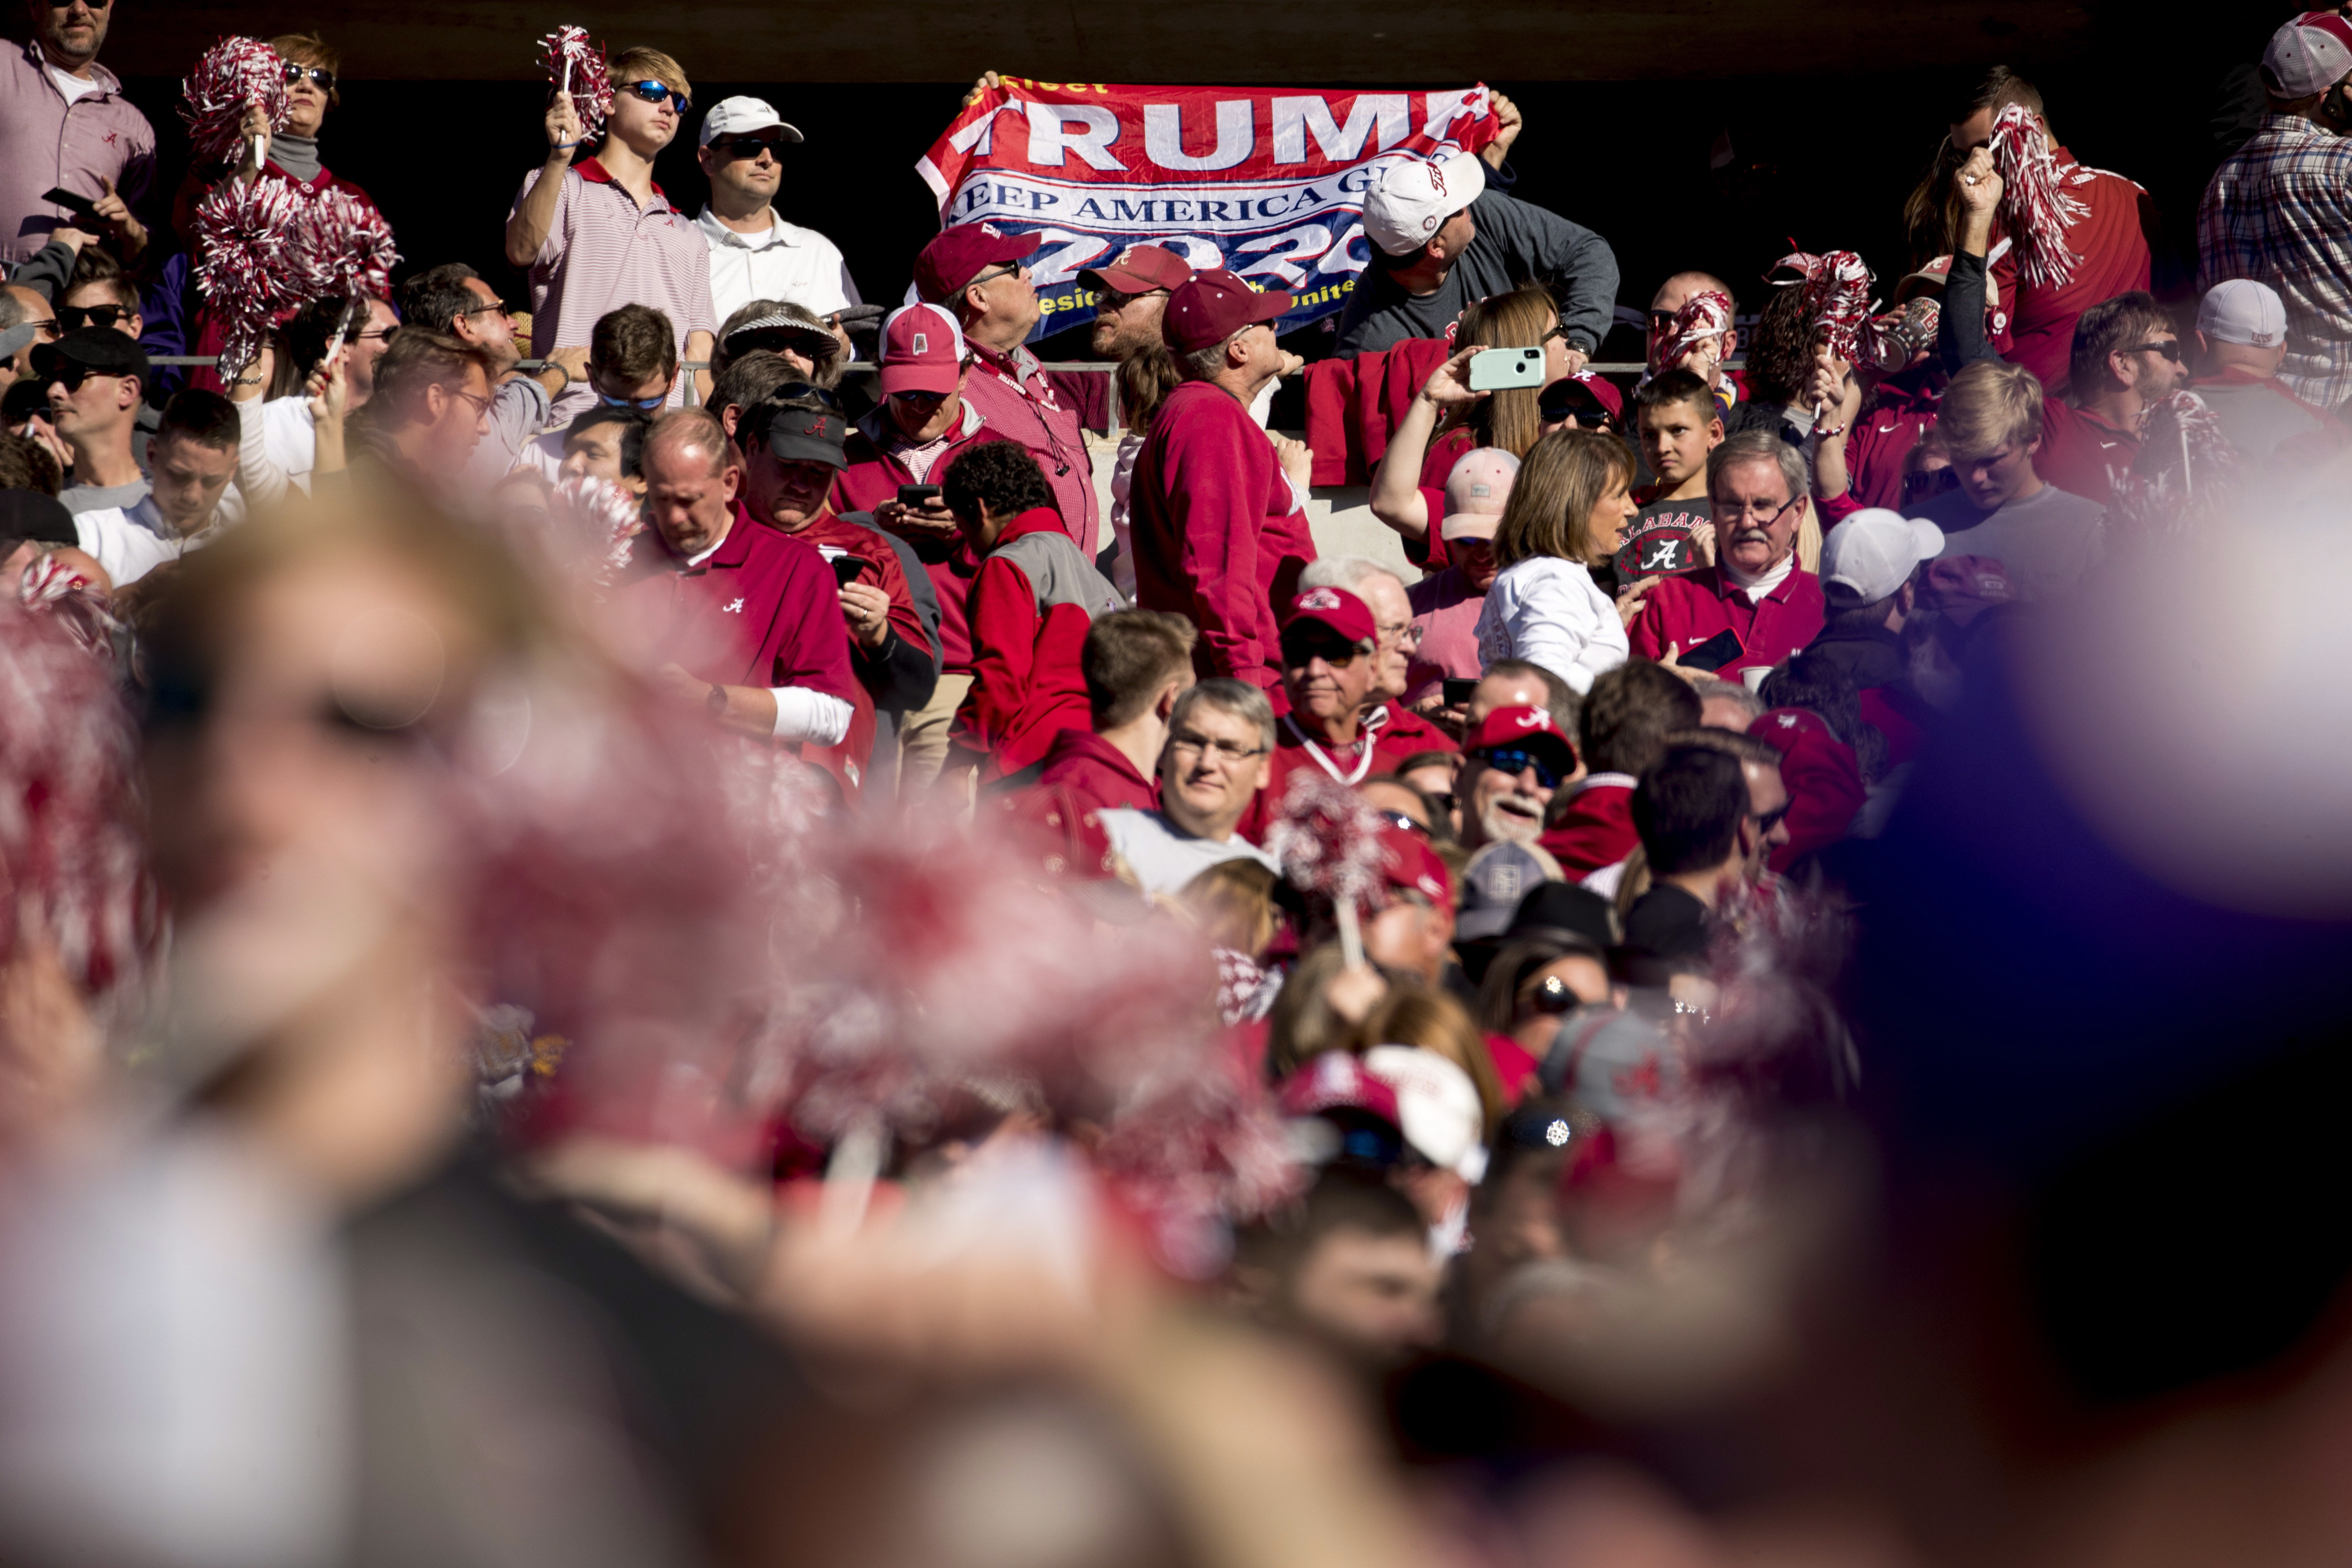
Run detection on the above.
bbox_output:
[694,207,862,326]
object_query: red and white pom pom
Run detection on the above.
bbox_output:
[1989,103,2094,292]
[1266,769,1388,909]
[0,597,157,1011]
[1653,289,1732,374]
[539,25,614,138]
[2114,389,2239,536]
[290,188,399,306]
[546,473,646,586]
[180,35,289,167]
[1772,247,1875,368]
[194,174,310,371]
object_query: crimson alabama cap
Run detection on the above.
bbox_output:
[2263,10,2352,98]
[1279,584,1377,649]
[1820,507,1944,605]
[1078,243,1193,296]
[912,223,1035,305]
[2198,277,2288,348]
[699,95,803,147]
[1466,704,1577,774]
[1161,267,1293,353]
[1377,823,1454,906]
[1362,148,1486,257]
[1363,1044,1487,1179]
[877,302,966,395]
[1278,1049,1405,1130]
[1439,447,1519,542]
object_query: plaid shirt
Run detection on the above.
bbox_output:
[2199,114,2352,411]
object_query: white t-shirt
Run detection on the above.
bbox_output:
[1475,555,1629,696]
[75,497,203,587]
[694,209,861,328]
[1095,808,1279,899]
[47,65,100,105]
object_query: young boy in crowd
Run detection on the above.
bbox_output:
[1619,368,1723,584]
[942,438,1126,779]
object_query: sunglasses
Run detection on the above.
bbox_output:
[623,80,690,114]
[41,0,108,8]
[1901,466,1958,501]
[40,362,119,393]
[731,329,834,361]
[1374,809,1430,838]
[1523,973,1585,1016]
[766,382,840,408]
[2120,339,2183,362]
[281,63,335,90]
[56,303,130,332]
[1281,636,1362,669]
[712,133,787,160]
[1480,747,1563,788]
[1750,805,1790,835]
[967,263,1025,289]
[599,389,668,411]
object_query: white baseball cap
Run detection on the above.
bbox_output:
[1439,447,1519,541]
[2262,10,2352,99]
[1820,508,1944,605]
[2198,277,2288,348]
[699,95,804,148]
[1363,1045,1487,1182]
[1362,149,1486,258]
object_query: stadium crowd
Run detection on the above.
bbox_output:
[6,5,2352,1566]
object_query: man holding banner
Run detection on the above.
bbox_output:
[1129,269,1317,693]
[1335,145,1619,363]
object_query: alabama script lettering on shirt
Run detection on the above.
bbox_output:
[916,82,1503,344]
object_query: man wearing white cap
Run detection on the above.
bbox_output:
[694,96,862,332]
[1334,137,1618,364]
[1805,508,1943,697]
[2199,11,2352,410]
[2189,278,2351,466]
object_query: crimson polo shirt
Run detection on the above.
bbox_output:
[613,501,857,703]
[1626,563,1826,685]
[511,154,718,426]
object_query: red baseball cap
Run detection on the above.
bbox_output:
[877,303,966,396]
[1078,244,1193,296]
[912,224,1035,305]
[1280,585,1377,649]
[1379,824,1454,906]
[1161,267,1293,353]
[1466,705,1578,774]
[1277,1050,1404,1128]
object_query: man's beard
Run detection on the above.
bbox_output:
[1478,792,1545,846]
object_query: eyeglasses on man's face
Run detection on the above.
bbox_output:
[712,133,787,161]
[1168,729,1266,764]
[622,80,690,114]
[1478,746,1563,789]
[2119,338,2183,363]
[56,303,131,332]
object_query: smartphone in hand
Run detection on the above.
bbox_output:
[1675,628,1745,672]
[41,187,100,226]
[1441,677,1479,707]
[897,484,942,510]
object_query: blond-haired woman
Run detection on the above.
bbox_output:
[1472,428,1637,694]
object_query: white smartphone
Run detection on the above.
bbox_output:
[1467,345,1545,391]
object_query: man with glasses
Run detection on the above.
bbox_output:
[0,283,60,396]
[1238,587,1438,841]
[914,224,1101,561]
[0,0,155,268]
[35,326,145,512]
[1456,706,1577,853]
[1092,678,1279,898]
[398,261,581,485]
[1626,431,1826,685]
[739,389,936,796]
[506,45,715,423]
[1298,555,1458,762]
[693,97,859,337]
[343,330,495,490]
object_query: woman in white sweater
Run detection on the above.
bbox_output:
[1474,428,1639,695]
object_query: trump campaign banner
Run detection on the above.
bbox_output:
[916,80,1502,344]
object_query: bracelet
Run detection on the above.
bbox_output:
[541,360,571,396]
[551,140,583,152]
[1816,422,1849,438]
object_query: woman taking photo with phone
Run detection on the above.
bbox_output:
[1366,281,1578,569]
[1474,428,1636,696]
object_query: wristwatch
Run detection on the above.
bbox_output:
[707,682,728,715]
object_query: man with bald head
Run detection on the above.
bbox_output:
[1647,270,1743,418]
[620,406,860,751]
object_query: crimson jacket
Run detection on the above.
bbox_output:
[958,507,1127,776]
[1985,147,2154,397]
[1539,775,1638,876]
[1130,378,1316,692]
[831,401,994,671]
[1626,564,1826,684]
[1749,707,1865,873]
[995,729,1159,876]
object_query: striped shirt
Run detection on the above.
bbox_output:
[510,156,718,425]
[2198,114,2352,411]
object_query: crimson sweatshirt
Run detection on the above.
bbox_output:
[957,507,1127,775]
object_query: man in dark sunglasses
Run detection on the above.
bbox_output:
[33,328,147,512]
[1457,705,1577,853]
[508,46,717,417]
[3,0,155,269]
[692,97,860,338]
